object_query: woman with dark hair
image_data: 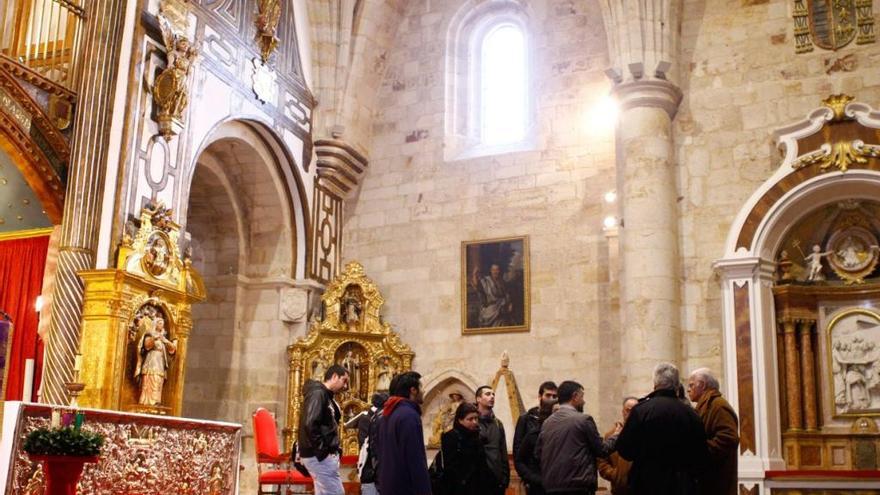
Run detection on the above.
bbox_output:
[440,402,494,494]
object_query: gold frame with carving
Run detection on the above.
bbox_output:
[461,235,530,335]
[825,307,880,418]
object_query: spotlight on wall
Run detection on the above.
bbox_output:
[603,215,619,230]
[584,94,620,135]
[35,295,44,313]
[604,190,617,204]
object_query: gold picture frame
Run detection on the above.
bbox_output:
[461,236,530,335]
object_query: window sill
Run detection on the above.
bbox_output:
[444,138,536,163]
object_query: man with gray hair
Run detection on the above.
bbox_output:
[616,363,707,495]
[687,368,739,495]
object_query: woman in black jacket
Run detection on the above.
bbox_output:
[440,402,494,495]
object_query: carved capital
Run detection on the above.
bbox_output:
[314,139,368,199]
[612,79,683,119]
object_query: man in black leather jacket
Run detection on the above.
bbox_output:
[297,364,349,495]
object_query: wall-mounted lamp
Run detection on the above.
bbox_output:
[604,190,617,204]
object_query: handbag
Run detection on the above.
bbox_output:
[428,448,446,495]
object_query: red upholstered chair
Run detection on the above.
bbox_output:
[253,408,314,494]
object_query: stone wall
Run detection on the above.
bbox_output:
[341,0,880,435]
[342,0,624,430]
[676,0,880,378]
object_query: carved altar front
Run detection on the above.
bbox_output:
[78,203,205,416]
[284,262,413,455]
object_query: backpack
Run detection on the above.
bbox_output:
[359,410,382,483]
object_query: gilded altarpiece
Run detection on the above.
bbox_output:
[284,262,413,455]
[77,204,206,416]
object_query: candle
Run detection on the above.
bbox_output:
[74,413,84,431]
[62,412,74,428]
[50,410,61,428]
[22,359,34,402]
[73,355,82,372]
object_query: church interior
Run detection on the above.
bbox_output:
[1,0,880,493]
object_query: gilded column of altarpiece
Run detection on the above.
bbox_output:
[284,261,414,455]
[77,203,205,417]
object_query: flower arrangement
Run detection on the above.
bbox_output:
[23,411,104,457]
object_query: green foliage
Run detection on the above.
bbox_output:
[23,427,104,457]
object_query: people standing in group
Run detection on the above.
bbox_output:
[514,381,557,495]
[687,368,739,495]
[297,365,349,495]
[616,363,708,495]
[598,397,638,495]
[358,392,388,495]
[377,371,431,495]
[476,385,510,495]
[537,380,618,495]
[439,402,495,494]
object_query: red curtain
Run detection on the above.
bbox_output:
[0,235,49,400]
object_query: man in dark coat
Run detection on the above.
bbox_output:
[297,365,349,495]
[376,371,431,495]
[476,385,510,495]
[514,381,557,495]
[537,380,618,495]
[687,368,739,495]
[617,363,708,495]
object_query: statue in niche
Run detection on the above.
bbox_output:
[341,350,361,396]
[805,244,832,281]
[428,392,464,448]
[376,357,395,391]
[134,316,178,406]
[341,285,362,331]
[311,358,326,380]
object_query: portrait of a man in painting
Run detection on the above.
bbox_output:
[462,236,529,334]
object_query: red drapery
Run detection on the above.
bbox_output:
[0,235,49,400]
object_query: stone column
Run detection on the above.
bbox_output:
[799,319,818,431]
[614,80,683,392]
[600,0,684,393]
[782,320,803,431]
[41,0,129,404]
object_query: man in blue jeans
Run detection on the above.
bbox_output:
[298,364,349,495]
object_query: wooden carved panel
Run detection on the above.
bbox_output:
[310,183,342,283]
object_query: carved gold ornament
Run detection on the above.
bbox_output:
[152,8,197,141]
[284,261,414,454]
[793,140,880,173]
[823,94,855,122]
[254,0,281,63]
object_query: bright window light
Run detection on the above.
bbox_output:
[481,25,526,145]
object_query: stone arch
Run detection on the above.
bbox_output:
[180,119,309,489]
[714,99,880,489]
[420,369,481,446]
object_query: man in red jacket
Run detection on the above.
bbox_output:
[376,371,431,495]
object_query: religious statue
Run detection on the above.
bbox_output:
[832,336,880,412]
[341,350,361,396]
[804,244,832,281]
[341,286,362,331]
[153,17,198,140]
[428,392,464,448]
[207,463,224,495]
[376,357,395,391]
[777,250,794,282]
[254,0,281,63]
[134,317,178,406]
[311,358,326,380]
[144,234,171,277]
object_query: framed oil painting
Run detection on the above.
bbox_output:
[461,236,530,334]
